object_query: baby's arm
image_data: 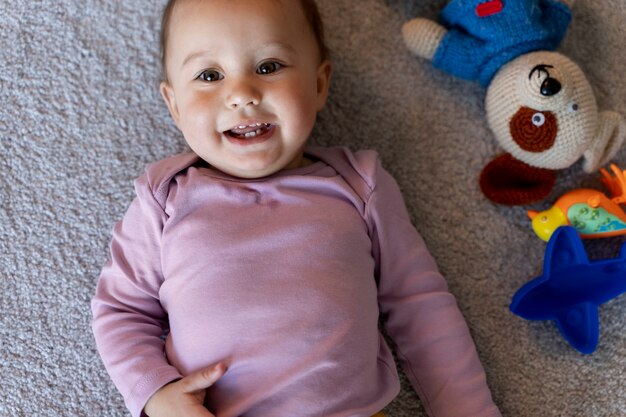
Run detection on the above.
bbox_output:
[144,363,226,417]
[92,174,183,417]
[366,162,501,417]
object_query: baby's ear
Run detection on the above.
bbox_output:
[583,111,626,172]
[160,81,181,126]
[316,60,333,111]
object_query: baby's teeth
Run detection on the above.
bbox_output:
[243,129,265,138]
[235,123,269,129]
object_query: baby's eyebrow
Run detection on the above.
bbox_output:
[182,50,216,69]
[250,41,298,61]
[261,41,297,53]
[180,42,297,70]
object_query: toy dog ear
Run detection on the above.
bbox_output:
[479,153,556,205]
[582,111,626,173]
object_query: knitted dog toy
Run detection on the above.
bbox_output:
[403,0,625,205]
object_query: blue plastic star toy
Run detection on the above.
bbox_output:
[510,226,626,354]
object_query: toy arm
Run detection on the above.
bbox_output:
[402,18,447,61]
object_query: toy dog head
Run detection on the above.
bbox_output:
[402,0,626,205]
[485,51,625,174]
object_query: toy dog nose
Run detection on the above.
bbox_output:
[541,77,562,96]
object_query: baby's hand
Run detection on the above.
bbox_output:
[144,363,226,417]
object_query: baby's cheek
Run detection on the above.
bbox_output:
[184,100,217,133]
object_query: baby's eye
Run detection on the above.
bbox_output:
[196,69,223,82]
[257,61,283,75]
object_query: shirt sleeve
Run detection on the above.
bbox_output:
[91,174,182,417]
[366,161,501,417]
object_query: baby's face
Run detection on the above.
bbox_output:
[161,0,331,178]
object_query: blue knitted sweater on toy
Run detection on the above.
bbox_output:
[433,0,572,86]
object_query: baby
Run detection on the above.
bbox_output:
[91,1,502,416]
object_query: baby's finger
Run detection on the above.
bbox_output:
[181,363,226,393]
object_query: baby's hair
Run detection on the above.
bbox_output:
[159,0,330,81]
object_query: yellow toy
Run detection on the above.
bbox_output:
[528,164,626,241]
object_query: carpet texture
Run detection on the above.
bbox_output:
[1,0,625,416]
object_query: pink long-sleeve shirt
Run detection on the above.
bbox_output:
[91,146,500,417]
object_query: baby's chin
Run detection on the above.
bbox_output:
[202,157,292,179]
[213,149,310,178]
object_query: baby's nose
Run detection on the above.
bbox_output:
[226,80,261,109]
[228,95,260,109]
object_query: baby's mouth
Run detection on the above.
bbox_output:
[225,123,274,139]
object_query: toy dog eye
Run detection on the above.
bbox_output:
[570,103,579,112]
[540,77,561,96]
[529,64,562,97]
[532,113,546,127]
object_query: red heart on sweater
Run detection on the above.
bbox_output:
[476,0,504,17]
